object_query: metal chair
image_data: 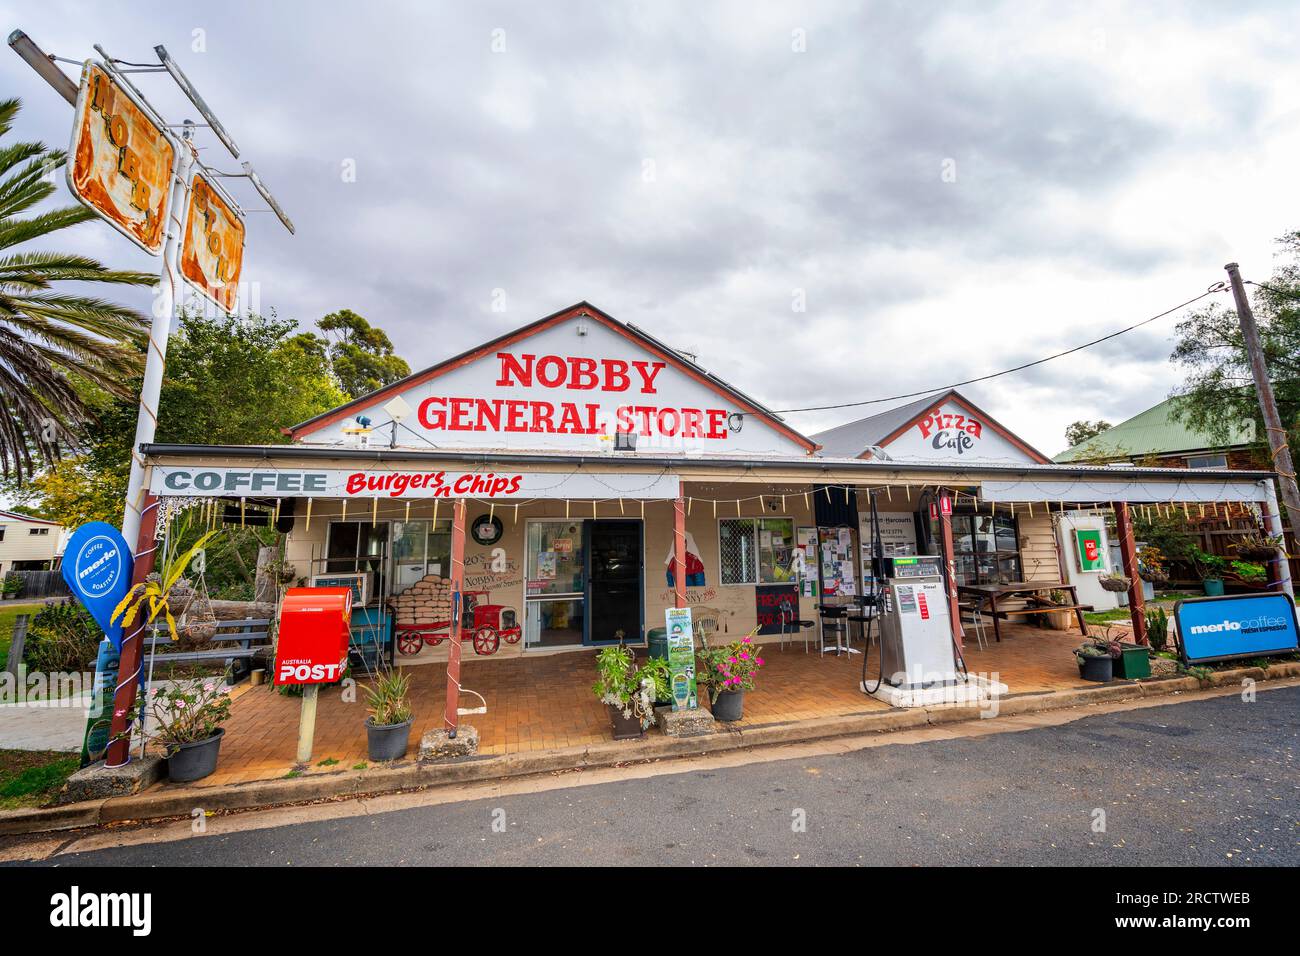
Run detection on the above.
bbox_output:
[817,604,851,656]
[778,600,816,652]
[959,601,988,651]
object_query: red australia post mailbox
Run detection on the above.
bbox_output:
[274,587,353,685]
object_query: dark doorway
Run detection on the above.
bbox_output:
[586,520,644,645]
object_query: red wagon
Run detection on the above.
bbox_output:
[395,590,522,657]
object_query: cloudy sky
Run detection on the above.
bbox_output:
[3,0,1297,456]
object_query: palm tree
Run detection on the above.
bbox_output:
[0,96,155,482]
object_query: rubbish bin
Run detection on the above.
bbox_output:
[647,627,668,661]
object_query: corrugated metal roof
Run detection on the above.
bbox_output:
[1054,397,1256,462]
[810,393,942,458]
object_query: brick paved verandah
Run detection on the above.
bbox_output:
[172,622,1099,789]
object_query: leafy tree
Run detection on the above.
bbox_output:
[0,98,155,482]
[294,308,411,398]
[1169,230,1300,467]
[16,311,346,586]
[1064,419,1112,449]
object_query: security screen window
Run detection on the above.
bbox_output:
[719,517,794,585]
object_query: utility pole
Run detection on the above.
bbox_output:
[1225,262,1300,542]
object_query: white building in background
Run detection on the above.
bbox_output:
[0,510,66,575]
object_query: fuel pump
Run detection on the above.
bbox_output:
[860,493,1002,707]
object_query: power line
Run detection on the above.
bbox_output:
[775,283,1228,415]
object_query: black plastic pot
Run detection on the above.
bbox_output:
[1077,654,1113,683]
[366,718,413,761]
[166,729,224,782]
[711,689,745,722]
[608,705,644,740]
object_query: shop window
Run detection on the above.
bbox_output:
[325,521,389,575]
[719,517,794,585]
[389,519,452,593]
[525,521,585,596]
[28,527,48,535]
[949,514,1021,585]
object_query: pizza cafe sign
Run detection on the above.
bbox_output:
[914,409,984,456]
[150,466,681,500]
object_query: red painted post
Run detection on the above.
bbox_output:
[938,490,964,649]
[673,496,687,609]
[442,498,468,735]
[104,493,160,768]
[1116,501,1148,645]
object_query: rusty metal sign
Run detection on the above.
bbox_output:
[181,171,244,313]
[67,61,176,255]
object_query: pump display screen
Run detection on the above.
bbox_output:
[883,556,942,579]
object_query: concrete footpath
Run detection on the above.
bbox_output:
[2,662,1297,837]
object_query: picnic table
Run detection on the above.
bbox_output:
[956,581,1092,643]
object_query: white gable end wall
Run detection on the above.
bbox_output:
[302,317,809,456]
[882,399,1039,465]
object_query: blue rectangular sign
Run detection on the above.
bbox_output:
[1175,592,1300,665]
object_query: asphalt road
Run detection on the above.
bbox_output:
[20,687,1300,866]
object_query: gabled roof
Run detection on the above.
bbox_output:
[0,510,61,526]
[811,388,1052,464]
[288,301,818,452]
[811,393,939,458]
[1054,396,1256,463]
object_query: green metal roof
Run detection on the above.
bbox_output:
[1054,397,1255,462]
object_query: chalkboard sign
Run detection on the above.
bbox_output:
[755,583,798,635]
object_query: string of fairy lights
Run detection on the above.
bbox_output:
[155,481,1265,540]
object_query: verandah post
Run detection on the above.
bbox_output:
[673,495,687,609]
[442,497,468,736]
[938,489,963,650]
[1116,501,1148,645]
[105,492,160,768]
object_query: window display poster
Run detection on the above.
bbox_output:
[796,527,818,596]
[665,607,698,710]
[537,551,557,579]
[553,538,573,554]
[755,583,798,635]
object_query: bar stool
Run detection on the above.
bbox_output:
[847,606,876,648]
[778,601,817,652]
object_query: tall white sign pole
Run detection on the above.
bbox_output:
[121,121,195,548]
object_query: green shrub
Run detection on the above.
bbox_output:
[23,600,102,673]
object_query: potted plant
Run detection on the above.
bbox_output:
[1188,548,1228,596]
[364,667,414,761]
[1232,531,1282,562]
[1098,572,1131,593]
[1137,545,1169,586]
[141,677,233,782]
[1038,589,1073,630]
[695,627,765,722]
[592,645,661,739]
[1228,559,1267,588]
[1,572,21,600]
[1075,642,1113,682]
[1144,606,1170,654]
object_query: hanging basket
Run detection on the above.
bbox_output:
[1138,567,1169,585]
[1099,574,1131,593]
[178,578,218,642]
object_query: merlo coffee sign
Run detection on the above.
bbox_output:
[181,171,245,313]
[67,61,176,255]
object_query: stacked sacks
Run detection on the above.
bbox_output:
[393,574,455,627]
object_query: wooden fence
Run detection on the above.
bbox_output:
[7,569,69,600]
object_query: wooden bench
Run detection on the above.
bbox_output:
[146,618,272,680]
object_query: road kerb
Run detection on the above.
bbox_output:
[4,668,1298,835]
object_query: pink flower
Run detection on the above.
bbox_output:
[739,652,749,660]
[756,658,765,666]
[741,636,752,643]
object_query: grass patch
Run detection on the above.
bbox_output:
[0,749,79,810]
[316,757,339,767]
[0,600,51,666]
